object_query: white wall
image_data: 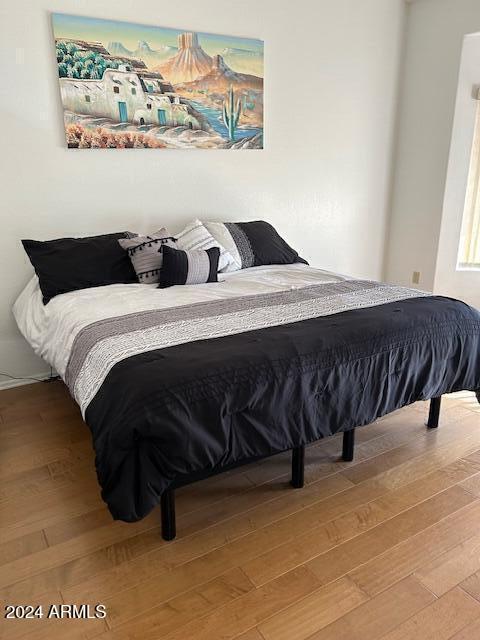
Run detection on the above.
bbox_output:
[0,0,405,380]
[385,0,480,296]
[434,32,480,308]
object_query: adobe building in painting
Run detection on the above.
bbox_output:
[58,52,201,130]
[52,14,264,149]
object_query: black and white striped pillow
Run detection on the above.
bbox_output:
[158,245,220,288]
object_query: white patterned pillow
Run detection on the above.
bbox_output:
[175,219,235,272]
[202,221,241,272]
[118,228,176,284]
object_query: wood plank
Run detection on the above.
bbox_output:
[55,474,395,606]
[449,617,480,639]
[61,457,478,613]
[300,575,435,640]
[0,511,160,594]
[349,440,480,496]
[184,411,442,534]
[90,568,253,640]
[62,479,354,620]
[415,532,480,597]
[288,414,427,484]
[43,508,115,547]
[2,417,89,453]
[42,463,266,548]
[233,631,265,640]
[0,381,65,407]
[0,590,63,640]
[348,500,480,596]
[4,615,108,640]
[0,414,46,441]
[1,382,480,638]
[63,485,471,630]
[161,566,321,640]
[307,497,480,590]
[0,530,47,566]
[175,469,352,543]
[379,588,480,640]
[460,569,480,602]
[341,413,480,486]
[242,480,474,587]
[246,402,468,490]
[0,474,103,546]
[459,471,480,498]
[43,444,476,608]
[14,473,348,603]
[0,397,78,425]
[257,576,367,640]
[0,464,83,505]
[0,439,94,483]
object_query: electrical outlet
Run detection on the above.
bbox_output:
[412,271,420,285]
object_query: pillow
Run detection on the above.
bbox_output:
[174,219,235,272]
[203,221,307,271]
[118,229,176,284]
[158,245,220,288]
[22,231,137,304]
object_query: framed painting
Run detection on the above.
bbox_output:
[52,13,264,149]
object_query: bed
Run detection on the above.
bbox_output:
[13,263,480,540]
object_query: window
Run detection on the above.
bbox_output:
[113,86,120,94]
[147,103,152,110]
[131,88,136,95]
[85,95,90,102]
[458,89,480,269]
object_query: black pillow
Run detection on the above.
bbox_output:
[203,220,308,269]
[158,245,219,289]
[22,232,137,304]
[239,221,308,267]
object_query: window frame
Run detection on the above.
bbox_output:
[457,88,480,271]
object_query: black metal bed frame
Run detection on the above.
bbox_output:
[160,396,442,541]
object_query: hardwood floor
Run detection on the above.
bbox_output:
[0,382,479,639]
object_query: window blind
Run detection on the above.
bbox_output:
[458,88,480,269]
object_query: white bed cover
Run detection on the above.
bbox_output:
[13,264,349,381]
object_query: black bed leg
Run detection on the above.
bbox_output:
[342,429,356,462]
[427,396,442,429]
[291,445,305,488]
[161,489,176,541]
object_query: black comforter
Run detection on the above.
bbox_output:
[86,295,480,521]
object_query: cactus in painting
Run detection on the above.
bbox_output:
[222,86,242,141]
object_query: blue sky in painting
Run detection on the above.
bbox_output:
[52,13,263,57]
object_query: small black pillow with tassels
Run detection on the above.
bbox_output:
[158,245,220,288]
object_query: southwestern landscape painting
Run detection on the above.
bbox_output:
[52,13,264,149]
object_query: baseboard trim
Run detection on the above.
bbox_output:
[0,373,52,391]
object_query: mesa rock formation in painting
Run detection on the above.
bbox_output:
[156,32,213,84]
